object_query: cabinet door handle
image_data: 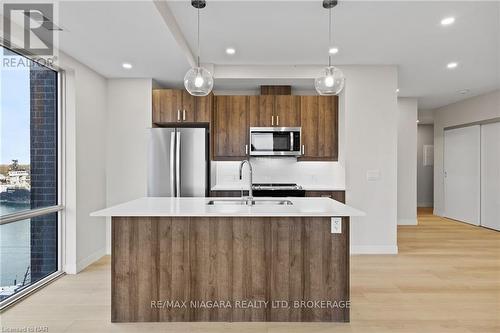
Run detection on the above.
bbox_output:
[177,109,180,121]
[245,144,248,155]
[272,115,274,126]
[276,115,279,126]
[301,144,305,155]
[183,109,186,121]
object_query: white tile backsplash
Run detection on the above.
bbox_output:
[211,157,345,190]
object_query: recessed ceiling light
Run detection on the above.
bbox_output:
[447,62,458,69]
[329,47,339,55]
[416,120,420,123]
[225,48,236,55]
[122,62,132,69]
[458,89,470,95]
[441,17,455,26]
[396,88,400,93]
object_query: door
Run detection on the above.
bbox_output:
[444,126,480,225]
[177,128,208,197]
[481,122,500,231]
[275,96,300,127]
[152,89,183,123]
[213,96,249,160]
[148,128,176,196]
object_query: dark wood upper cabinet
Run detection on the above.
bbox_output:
[153,90,338,162]
[152,89,212,124]
[299,95,338,161]
[299,96,319,159]
[249,95,300,127]
[152,89,183,123]
[275,95,300,127]
[318,96,338,159]
[180,91,195,122]
[212,96,249,160]
[250,95,274,127]
[193,93,213,123]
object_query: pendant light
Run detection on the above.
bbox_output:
[184,0,214,96]
[315,0,345,96]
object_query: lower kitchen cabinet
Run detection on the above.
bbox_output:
[305,191,345,203]
[210,190,249,197]
[212,96,250,160]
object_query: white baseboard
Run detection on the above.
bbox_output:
[64,263,77,275]
[398,218,418,225]
[351,245,398,255]
[417,202,433,208]
[74,247,107,273]
[433,209,444,216]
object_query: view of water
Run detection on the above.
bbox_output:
[0,203,31,286]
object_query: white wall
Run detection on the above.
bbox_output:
[417,125,434,207]
[60,52,108,273]
[397,98,418,225]
[343,66,399,254]
[433,90,500,215]
[105,79,152,253]
[418,109,434,125]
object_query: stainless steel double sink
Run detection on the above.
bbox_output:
[207,198,293,206]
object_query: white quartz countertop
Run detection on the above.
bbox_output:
[211,184,346,191]
[90,197,365,218]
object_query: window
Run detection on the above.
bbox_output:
[0,45,62,307]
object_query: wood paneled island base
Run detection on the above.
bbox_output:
[111,216,350,322]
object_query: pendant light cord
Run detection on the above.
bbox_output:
[197,6,200,67]
[328,7,332,67]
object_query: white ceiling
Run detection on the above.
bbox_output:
[58,1,190,88]
[51,1,500,109]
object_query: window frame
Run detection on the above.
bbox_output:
[0,43,65,310]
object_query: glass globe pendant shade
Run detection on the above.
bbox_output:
[184,66,214,96]
[314,66,345,96]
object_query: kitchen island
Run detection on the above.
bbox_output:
[91,197,364,323]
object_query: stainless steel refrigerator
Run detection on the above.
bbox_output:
[147,127,209,197]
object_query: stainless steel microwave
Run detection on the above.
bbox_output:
[249,127,302,156]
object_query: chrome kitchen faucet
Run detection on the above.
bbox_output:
[238,159,254,204]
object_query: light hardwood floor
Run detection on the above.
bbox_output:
[1,208,499,333]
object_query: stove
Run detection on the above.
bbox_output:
[252,183,305,197]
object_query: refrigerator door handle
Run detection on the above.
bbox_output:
[169,131,176,196]
[176,130,181,197]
